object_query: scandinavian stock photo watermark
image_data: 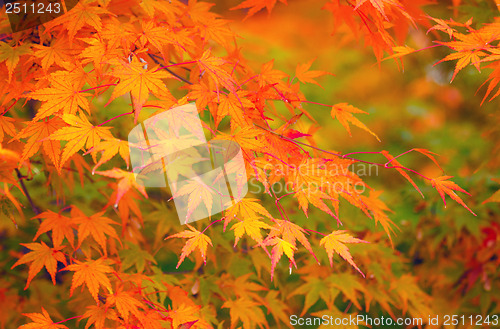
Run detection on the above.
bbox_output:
[289,314,500,327]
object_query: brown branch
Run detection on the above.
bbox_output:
[15,168,40,216]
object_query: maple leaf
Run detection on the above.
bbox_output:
[258,59,288,87]
[320,230,367,277]
[431,176,476,215]
[214,126,263,151]
[22,308,69,329]
[224,197,273,229]
[427,16,456,38]
[435,29,494,82]
[30,73,91,121]
[217,92,254,128]
[289,276,336,316]
[381,150,424,198]
[107,57,173,123]
[222,298,267,329]
[295,187,336,218]
[32,37,74,71]
[47,113,113,170]
[33,210,76,248]
[95,169,148,207]
[106,289,145,323]
[354,0,409,21]
[267,219,316,260]
[0,146,19,186]
[295,59,330,87]
[119,241,157,273]
[197,50,236,93]
[331,103,380,141]
[0,42,32,81]
[173,178,217,223]
[263,290,291,327]
[166,224,213,268]
[71,207,120,254]
[11,242,67,289]
[15,116,66,169]
[49,0,109,42]
[231,216,272,246]
[87,138,130,173]
[168,304,201,328]
[139,21,194,56]
[0,115,16,144]
[262,237,296,280]
[64,258,114,302]
[360,190,397,245]
[82,305,115,329]
[231,0,288,20]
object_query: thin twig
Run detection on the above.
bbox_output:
[15,169,40,216]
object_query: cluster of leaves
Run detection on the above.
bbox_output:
[0,0,497,328]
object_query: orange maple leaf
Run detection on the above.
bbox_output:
[47,0,109,42]
[71,207,120,254]
[15,116,66,169]
[30,73,91,121]
[64,258,114,302]
[436,29,495,82]
[331,103,380,141]
[95,168,148,207]
[0,42,32,81]
[106,289,145,323]
[0,115,16,144]
[295,58,330,87]
[431,176,476,215]
[381,150,424,198]
[217,91,254,128]
[230,0,288,20]
[33,210,76,248]
[320,230,367,276]
[82,305,114,329]
[32,37,74,71]
[47,113,113,170]
[22,307,69,329]
[354,0,409,21]
[197,50,236,94]
[107,57,173,123]
[166,224,213,268]
[11,242,67,289]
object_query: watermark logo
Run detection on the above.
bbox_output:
[1,0,79,34]
[128,103,248,224]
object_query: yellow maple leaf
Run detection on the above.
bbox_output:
[231,216,272,246]
[47,113,113,170]
[320,230,367,276]
[166,224,213,268]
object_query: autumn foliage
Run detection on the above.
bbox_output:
[1,0,500,328]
